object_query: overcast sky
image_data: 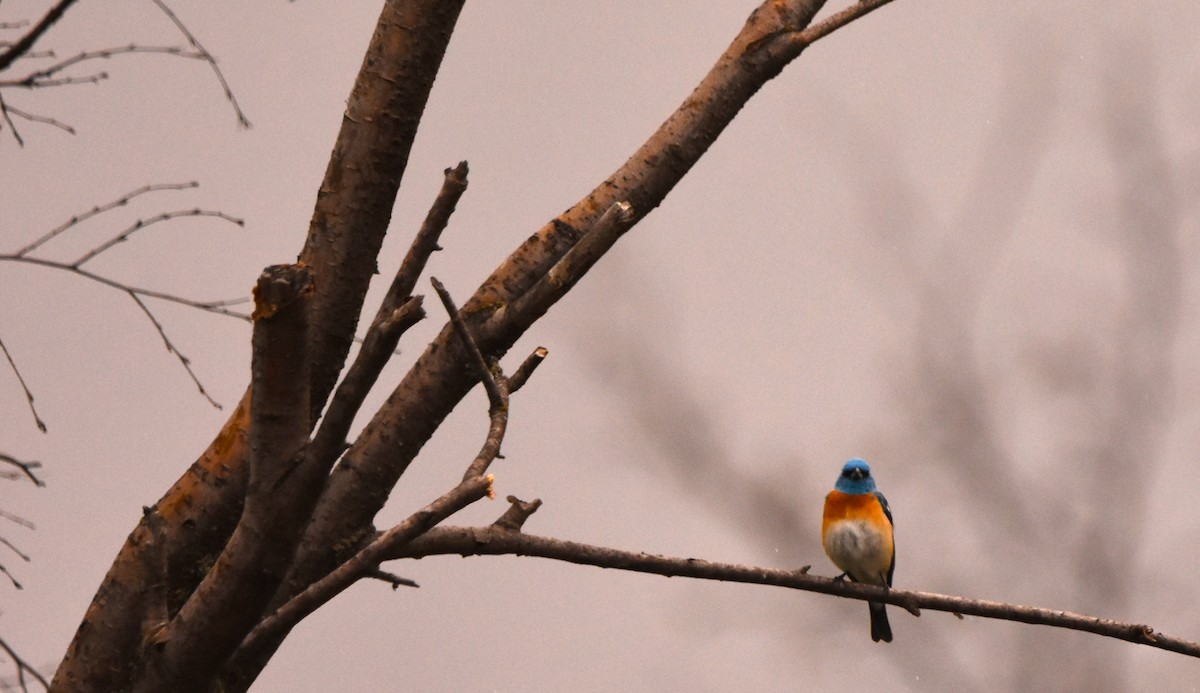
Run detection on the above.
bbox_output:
[3,1,1199,691]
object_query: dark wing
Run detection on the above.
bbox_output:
[874,490,895,587]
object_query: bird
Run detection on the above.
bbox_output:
[822,457,895,643]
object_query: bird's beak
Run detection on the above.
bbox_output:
[848,468,866,481]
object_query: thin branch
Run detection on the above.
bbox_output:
[430,277,503,406]
[304,296,424,482]
[6,50,55,60]
[363,567,419,590]
[792,0,897,47]
[150,0,250,127]
[375,161,469,318]
[71,209,243,267]
[0,509,33,530]
[0,0,78,71]
[1,255,251,322]
[2,103,73,134]
[0,563,23,589]
[507,346,548,395]
[0,338,45,432]
[10,72,105,87]
[0,454,43,487]
[430,277,518,481]
[481,201,634,336]
[233,474,493,664]
[0,91,23,146]
[396,519,1200,660]
[4,45,205,87]
[0,535,31,562]
[127,292,222,410]
[0,635,50,691]
[12,181,198,257]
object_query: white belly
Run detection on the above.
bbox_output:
[823,519,891,585]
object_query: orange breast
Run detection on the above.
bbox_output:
[822,490,892,529]
[821,489,894,585]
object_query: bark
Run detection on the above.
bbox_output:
[135,264,314,693]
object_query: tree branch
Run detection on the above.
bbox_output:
[374,161,469,320]
[0,338,45,432]
[13,182,199,258]
[0,0,78,71]
[395,515,1200,660]
[0,635,50,692]
[134,265,315,693]
[71,208,243,267]
[301,296,424,484]
[149,0,250,127]
[229,474,493,670]
[3,45,206,87]
[297,0,469,424]
[127,292,223,410]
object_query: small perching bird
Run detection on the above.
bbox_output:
[821,458,895,642]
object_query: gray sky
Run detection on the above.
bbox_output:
[3,1,1199,691]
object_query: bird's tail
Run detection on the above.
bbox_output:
[869,602,892,643]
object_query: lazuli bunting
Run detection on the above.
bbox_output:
[822,458,895,643]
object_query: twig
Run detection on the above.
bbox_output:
[748,0,898,56]
[128,292,222,410]
[303,296,424,483]
[0,535,31,562]
[430,277,503,406]
[0,91,23,146]
[507,346,548,395]
[71,209,243,267]
[363,568,419,590]
[13,182,198,257]
[793,0,897,47]
[2,187,247,411]
[492,495,542,532]
[430,278,524,481]
[2,103,73,134]
[0,563,22,589]
[0,338,45,432]
[0,0,78,71]
[150,0,250,128]
[0,454,43,487]
[375,162,469,318]
[12,72,105,87]
[7,50,55,60]
[0,635,50,691]
[234,474,493,662]
[481,201,634,336]
[0,509,33,530]
[1,255,251,321]
[5,45,205,87]
[396,518,1200,660]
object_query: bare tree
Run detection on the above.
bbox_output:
[0,1,1194,691]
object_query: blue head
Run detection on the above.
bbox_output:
[834,458,877,495]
